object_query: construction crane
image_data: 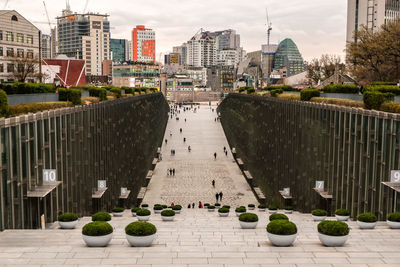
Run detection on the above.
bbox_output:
[83,0,89,13]
[43,1,53,34]
[265,8,273,46]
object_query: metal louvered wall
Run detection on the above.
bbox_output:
[0,93,168,230]
[219,94,400,220]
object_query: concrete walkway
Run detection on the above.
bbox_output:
[142,103,257,207]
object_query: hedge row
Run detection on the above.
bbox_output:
[310,97,364,108]
[58,89,82,105]
[8,102,72,117]
[363,91,394,110]
[300,89,320,101]
[264,85,295,91]
[372,81,398,86]
[270,89,283,97]
[0,83,56,95]
[364,85,400,95]
[88,88,107,101]
[323,84,360,94]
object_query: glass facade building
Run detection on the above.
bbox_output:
[273,38,305,77]
[111,39,127,63]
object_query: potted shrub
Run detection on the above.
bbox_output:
[162,205,168,209]
[215,203,221,208]
[112,207,124,217]
[208,205,216,212]
[223,205,231,209]
[258,204,266,212]
[153,205,163,214]
[218,207,229,217]
[284,206,293,214]
[204,203,210,208]
[312,209,327,221]
[335,209,350,221]
[92,212,111,222]
[318,221,349,247]
[357,213,377,229]
[136,209,151,221]
[141,204,149,210]
[172,205,182,214]
[161,210,175,221]
[235,206,246,217]
[268,205,278,214]
[131,207,140,217]
[125,221,157,247]
[82,221,113,247]
[239,213,258,229]
[269,213,289,221]
[267,219,297,247]
[248,204,255,210]
[58,212,78,229]
[387,212,400,229]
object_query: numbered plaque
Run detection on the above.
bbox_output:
[283,188,290,196]
[315,181,325,191]
[391,171,400,183]
[98,180,107,190]
[43,169,57,184]
[121,187,128,195]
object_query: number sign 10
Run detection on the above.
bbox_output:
[43,169,57,183]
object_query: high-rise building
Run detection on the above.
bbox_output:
[132,25,156,62]
[273,38,305,77]
[187,30,216,67]
[347,0,400,43]
[261,44,278,79]
[50,27,57,58]
[57,7,111,76]
[127,40,133,61]
[111,38,129,63]
[41,34,51,59]
[213,29,241,51]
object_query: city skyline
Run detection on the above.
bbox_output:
[2,0,347,61]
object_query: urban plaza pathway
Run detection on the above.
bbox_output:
[0,103,399,267]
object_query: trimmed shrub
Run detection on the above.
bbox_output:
[218,207,229,213]
[270,89,283,97]
[58,212,78,222]
[172,205,182,211]
[0,89,9,117]
[112,207,124,213]
[247,88,255,94]
[277,94,301,101]
[8,102,72,117]
[357,213,377,223]
[141,204,149,208]
[318,221,349,236]
[267,220,297,235]
[125,221,157,236]
[372,81,398,86]
[161,210,175,216]
[153,205,163,210]
[365,85,400,95]
[312,209,327,216]
[204,203,210,207]
[92,212,111,222]
[284,206,293,210]
[122,87,133,94]
[363,91,394,110]
[222,205,231,209]
[264,85,295,91]
[214,203,221,207]
[131,207,140,213]
[335,209,350,216]
[58,88,82,105]
[387,212,400,222]
[89,87,107,101]
[380,102,400,114]
[323,84,360,94]
[82,221,113,236]
[269,214,289,221]
[208,205,215,209]
[239,213,258,222]
[109,87,122,98]
[300,89,320,101]
[258,204,266,209]
[162,205,168,209]
[235,206,246,213]
[136,209,151,216]
[0,82,56,95]
[248,204,255,208]
[268,205,278,210]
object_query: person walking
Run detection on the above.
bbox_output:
[214,152,217,160]
[223,146,226,152]
[185,118,186,122]
[165,139,168,144]
[183,137,186,143]
[188,204,191,209]
[167,168,170,176]
[169,169,173,176]
[212,180,215,188]
[225,150,228,156]
[192,203,195,208]
[172,168,175,176]
[180,128,182,133]
[219,192,223,201]
[198,201,202,208]
[215,193,219,202]
[188,146,191,152]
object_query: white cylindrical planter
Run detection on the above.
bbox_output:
[154,210,162,214]
[161,216,174,221]
[335,215,350,221]
[239,221,258,229]
[137,215,150,221]
[113,212,123,217]
[318,233,348,247]
[82,233,112,247]
[387,220,400,229]
[284,210,293,214]
[219,212,229,217]
[269,210,277,214]
[267,232,297,247]
[208,209,215,212]
[59,220,78,229]
[248,207,255,210]
[357,220,377,229]
[312,215,327,221]
[258,208,266,212]
[126,234,156,247]
[174,210,181,214]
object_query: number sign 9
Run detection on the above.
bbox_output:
[391,171,400,183]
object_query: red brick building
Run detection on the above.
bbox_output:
[42,59,86,86]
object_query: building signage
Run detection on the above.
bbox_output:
[121,187,128,195]
[315,181,325,191]
[98,180,107,190]
[43,169,57,184]
[283,187,290,196]
[129,78,136,88]
[390,170,400,183]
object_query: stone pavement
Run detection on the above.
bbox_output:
[143,103,257,207]
[0,209,399,266]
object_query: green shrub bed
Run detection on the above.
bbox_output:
[312,209,327,216]
[172,205,182,211]
[58,212,78,222]
[268,205,278,210]
[0,82,56,95]
[136,209,151,216]
[300,89,320,101]
[387,212,400,222]
[125,221,157,236]
[8,102,72,117]
[258,204,266,209]
[357,213,377,222]
[82,221,113,236]
[248,204,255,208]
[92,212,111,222]
[269,214,289,221]
[161,210,175,216]
[335,209,350,216]
[317,221,349,236]
[112,207,124,213]
[267,220,297,235]
[284,206,293,210]
[239,213,258,222]
[58,88,82,105]
[153,205,163,210]
[218,207,229,213]
[363,91,394,110]
[323,84,360,94]
[131,207,140,213]
[235,206,246,213]
[88,87,107,101]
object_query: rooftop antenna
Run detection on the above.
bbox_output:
[266,8,272,46]
[83,0,89,13]
[66,0,70,11]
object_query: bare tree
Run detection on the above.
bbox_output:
[7,54,41,82]
[307,55,346,86]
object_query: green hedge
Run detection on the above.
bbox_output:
[58,88,82,105]
[123,87,133,94]
[317,221,349,236]
[125,221,157,236]
[92,211,111,222]
[363,91,394,110]
[365,85,400,95]
[82,221,113,236]
[323,84,360,94]
[270,89,283,97]
[0,82,56,95]
[300,89,320,101]
[264,85,295,91]
[267,220,297,235]
[89,88,107,101]
[58,212,78,222]
[0,90,9,117]
[372,81,398,86]
[8,102,72,117]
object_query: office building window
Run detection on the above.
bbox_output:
[0,31,2,40]
[6,48,14,57]
[16,33,24,43]
[0,64,3,72]
[0,47,2,56]
[6,32,13,42]
[27,50,33,59]
[17,49,24,58]
[7,63,14,73]
[17,64,24,73]
[27,35,33,44]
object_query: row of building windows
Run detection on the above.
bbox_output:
[0,63,27,73]
[0,31,34,44]
[0,47,34,58]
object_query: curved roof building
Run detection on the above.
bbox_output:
[273,38,305,77]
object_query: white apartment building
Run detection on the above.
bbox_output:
[187,31,216,67]
[0,10,41,83]
[347,0,400,43]
[216,49,240,67]
[41,34,51,59]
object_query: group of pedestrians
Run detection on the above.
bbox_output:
[170,149,176,155]
[167,168,176,176]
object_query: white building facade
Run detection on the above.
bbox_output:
[187,31,216,67]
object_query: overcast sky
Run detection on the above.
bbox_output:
[4,0,347,61]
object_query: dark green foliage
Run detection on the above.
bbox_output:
[268,205,278,210]
[92,212,111,221]
[125,221,157,236]
[247,88,255,94]
[0,89,9,117]
[239,86,255,94]
[218,207,229,213]
[153,205,163,210]
[371,81,398,86]
[387,212,400,222]
[82,221,113,236]
[300,89,320,101]
[89,87,107,101]
[8,102,72,117]
[248,204,255,208]
[267,220,297,235]
[112,207,124,213]
[317,221,349,236]
[335,209,350,216]
[136,209,151,216]
[222,205,230,209]
[58,88,82,105]
[131,207,140,213]
[363,91,393,109]
[161,210,175,216]
[162,205,167,209]
[312,209,327,216]
[269,213,289,221]
[204,203,210,207]
[239,213,258,222]
[172,205,182,210]
[264,85,295,91]
[214,203,221,207]
[258,204,266,209]
[284,206,293,210]
[141,204,149,207]
[123,87,133,94]
[208,205,215,209]
[0,82,56,95]
[323,84,360,94]
[235,206,246,212]
[270,89,284,97]
[357,213,377,222]
[365,85,400,95]
[109,87,122,98]
[58,212,78,222]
